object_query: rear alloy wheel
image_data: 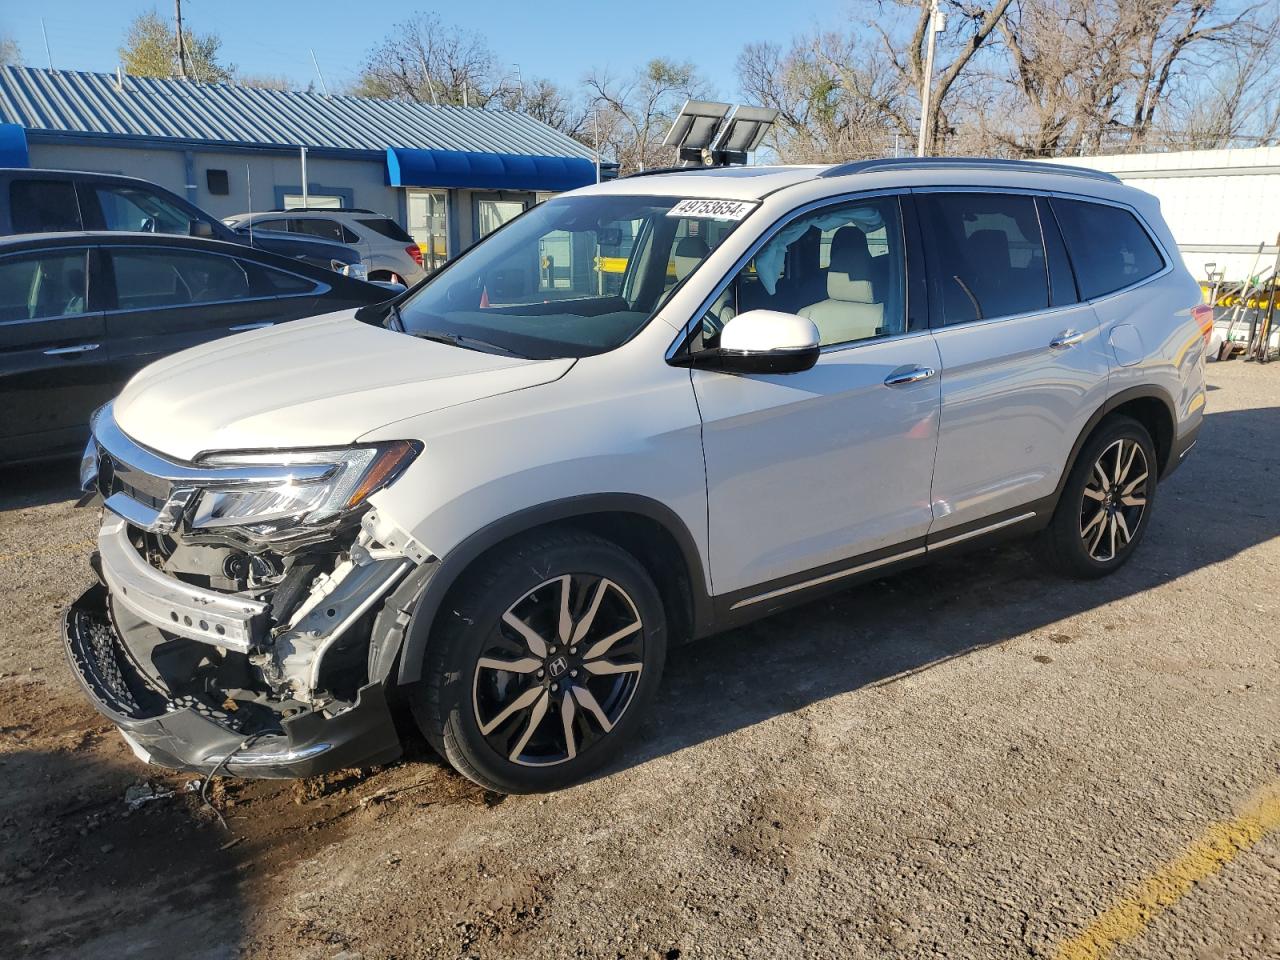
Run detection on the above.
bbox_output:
[1037,415,1157,579]
[1078,437,1149,562]
[413,530,666,793]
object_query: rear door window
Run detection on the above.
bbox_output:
[109,249,254,310]
[9,181,82,233]
[290,218,356,243]
[1050,198,1165,299]
[0,251,89,321]
[918,193,1049,324]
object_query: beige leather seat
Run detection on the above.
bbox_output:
[799,274,883,344]
[672,236,709,282]
[798,226,883,344]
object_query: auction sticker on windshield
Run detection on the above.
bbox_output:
[666,198,758,221]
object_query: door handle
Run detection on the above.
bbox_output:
[228,322,274,332]
[43,343,101,356]
[884,366,936,386]
[1050,330,1085,349]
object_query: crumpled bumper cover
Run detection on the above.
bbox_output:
[62,582,402,779]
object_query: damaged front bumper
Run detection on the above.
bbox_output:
[64,407,438,778]
[63,582,403,778]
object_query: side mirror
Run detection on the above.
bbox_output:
[678,309,821,374]
[189,220,215,239]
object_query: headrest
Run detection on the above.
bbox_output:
[829,226,871,273]
[674,236,709,259]
[827,273,875,302]
[967,229,1010,268]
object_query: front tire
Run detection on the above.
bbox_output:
[1037,415,1157,579]
[412,529,667,793]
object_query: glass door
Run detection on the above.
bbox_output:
[406,189,449,271]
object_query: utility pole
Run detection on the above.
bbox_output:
[40,18,53,69]
[309,49,330,96]
[174,0,188,80]
[300,146,309,209]
[916,0,944,157]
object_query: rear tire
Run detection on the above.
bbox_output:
[410,529,667,794]
[1037,415,1157,579]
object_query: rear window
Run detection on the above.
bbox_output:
[10,180,82,233]
[1049,198,1165,299]
[357,217,413,243]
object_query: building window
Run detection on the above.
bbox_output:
[281,194,343,210]
[407,189,448,271]
[206,169,229,195]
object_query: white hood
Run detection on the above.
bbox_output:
[113,311,574,460]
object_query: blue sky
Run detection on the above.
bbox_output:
[5,1,844,98]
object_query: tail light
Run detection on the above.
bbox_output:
[1192,304,1213,344]
[406,244,424,268]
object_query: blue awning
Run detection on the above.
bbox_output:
[386,147,596,192]
[0,123,29,167]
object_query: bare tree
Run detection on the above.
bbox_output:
[497,78,590,140]
[738,36,906,161]
[584,59,712,172]
[1158,7,1280,148]
[354,13,508,107]
[0,35,21,67]
[990,0,1270,156]
[875,0,1015,154]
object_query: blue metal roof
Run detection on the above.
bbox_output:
[0,66,595,161]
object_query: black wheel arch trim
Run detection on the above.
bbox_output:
[1053,385,1179,504]
[393,494,713,686]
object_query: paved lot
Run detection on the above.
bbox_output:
[1,360,1278,960]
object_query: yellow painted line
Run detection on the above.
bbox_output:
[1052,782,1280,960]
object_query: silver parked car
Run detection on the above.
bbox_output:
[224,209,427,285]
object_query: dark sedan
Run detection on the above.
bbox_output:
[0,232,394,464]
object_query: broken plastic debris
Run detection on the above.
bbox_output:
[123,782,174,811]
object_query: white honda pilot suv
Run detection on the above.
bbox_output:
[68,158,1208,793]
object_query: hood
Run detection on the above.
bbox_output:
[113,311,574,460]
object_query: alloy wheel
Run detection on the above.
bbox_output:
[1079,437,1149,563]
[471,574,645,767]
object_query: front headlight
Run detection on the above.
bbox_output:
[190,440,419,531]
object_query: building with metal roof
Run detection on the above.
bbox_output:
[0,65,602,262]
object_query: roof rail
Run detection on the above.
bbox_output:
[274,207,385,214]
[621,164,735,179]
[818,156,1121,183]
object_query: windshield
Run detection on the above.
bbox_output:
[392,194,751,358]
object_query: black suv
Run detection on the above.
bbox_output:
[0,168,363,273]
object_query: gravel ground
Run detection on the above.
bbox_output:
[1,359,1277,960]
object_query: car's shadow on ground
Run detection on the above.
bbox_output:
[0,456,80,510]
[609,402,1278,778]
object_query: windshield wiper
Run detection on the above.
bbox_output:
[412,328,526,359]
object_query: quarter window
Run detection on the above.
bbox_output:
[1050,198,1165,299]
[918,193,1049,324]
[698,195,908,349]
[110,250,254,310]
[0,251,89,322]
[9,180,82,233]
